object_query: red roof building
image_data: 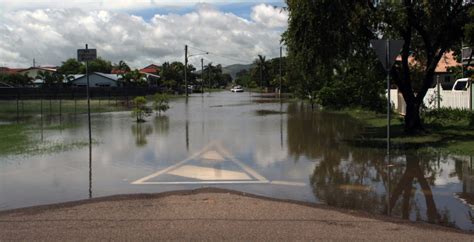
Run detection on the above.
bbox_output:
[140,64,160,74]
[111,69,127,75]
[0,67,25,74]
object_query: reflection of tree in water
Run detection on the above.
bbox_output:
[310,148,388,213]
[286,102,361,161]
[287,103,460,227]
[310,150,457,227]
[131,123,153,147]
[153,115,170,135]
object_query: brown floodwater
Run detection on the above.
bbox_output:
[0,92,473,232]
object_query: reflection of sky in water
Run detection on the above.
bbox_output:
[0,92,472,231]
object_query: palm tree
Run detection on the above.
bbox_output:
[116,60,131,72]
[253,55,269,89]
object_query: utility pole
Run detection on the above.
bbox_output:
[184,45,188,98]
[279,46,282,98]
[201,58,204,96]
[33,58,36,68]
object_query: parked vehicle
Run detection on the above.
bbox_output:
[452,78,471,91]
[230,85,244,92]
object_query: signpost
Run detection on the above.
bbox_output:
[78,44,97,199]
[370,39,404,216]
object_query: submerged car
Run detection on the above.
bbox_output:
[230,85,244,92]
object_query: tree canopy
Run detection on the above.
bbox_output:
[283,0,473,133]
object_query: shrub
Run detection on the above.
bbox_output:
[153,93,170,115]
[423,108,473,126]
[131,96,150,122]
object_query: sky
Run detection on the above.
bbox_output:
[0,0,287,69]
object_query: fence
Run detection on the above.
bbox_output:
[390,80,473,115]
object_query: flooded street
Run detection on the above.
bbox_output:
[0,92,473,232]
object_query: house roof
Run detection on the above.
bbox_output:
[19,67,57,73]
[111,69,127,74]
[68,72,121,82]
[0,67,26,74]
[395,51,462,73]
[140,64,160,74]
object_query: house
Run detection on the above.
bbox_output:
[395,51,471,90]
[140,64,160,75]
[70,72,120,87]
[18,66,57,79]
[0,67,25,75]
[111,69,127,75]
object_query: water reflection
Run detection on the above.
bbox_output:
[0,93,473,232]
[153,116,170,135]
[131,124,153,147]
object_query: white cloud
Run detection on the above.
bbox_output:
[0,3,287,68]
[0,0,282,12]
[251,3,288,28]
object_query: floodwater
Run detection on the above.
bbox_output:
[0,92,473,232]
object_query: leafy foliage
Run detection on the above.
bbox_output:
[58,59,84,75]
[131,96,150,122]
[80,57,113,74]
[283,0,473,133]
[423,108,474,127]
[153,93,170,115]
[0,73,31,87]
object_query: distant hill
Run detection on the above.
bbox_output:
[222,63,255,79]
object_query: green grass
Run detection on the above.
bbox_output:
[340,108,474,155]
[0,99,130,120]
[0,124,30,155]
[0,123,91,156]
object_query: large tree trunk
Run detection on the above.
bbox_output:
[404,100,423,134]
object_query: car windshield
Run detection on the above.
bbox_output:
[454,81,467,90]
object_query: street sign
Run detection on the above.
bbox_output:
[370,39,404,71]
[77,49,97,62]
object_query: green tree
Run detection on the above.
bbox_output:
[80,57,113,74]
[153,93,170,115]
[251,55,270,89]
[131,96,150,122]
[58,58,83,75]
[0,73,31,87]
[120,69,147,87]
[114,60,131,72]
[284,0,472,133]
[159,61,196,91]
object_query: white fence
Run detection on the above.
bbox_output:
[389,84,473,115]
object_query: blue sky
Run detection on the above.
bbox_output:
[130,1,286,21]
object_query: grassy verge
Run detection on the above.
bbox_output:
[0,99,130,120]
[341,108,474,156]
[0,123,91,157]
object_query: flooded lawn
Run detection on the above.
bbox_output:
[0,92,473,232]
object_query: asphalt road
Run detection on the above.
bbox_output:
[0,189,472,241]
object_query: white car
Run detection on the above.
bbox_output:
[230,86,244,92]
[452,78,471,91]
